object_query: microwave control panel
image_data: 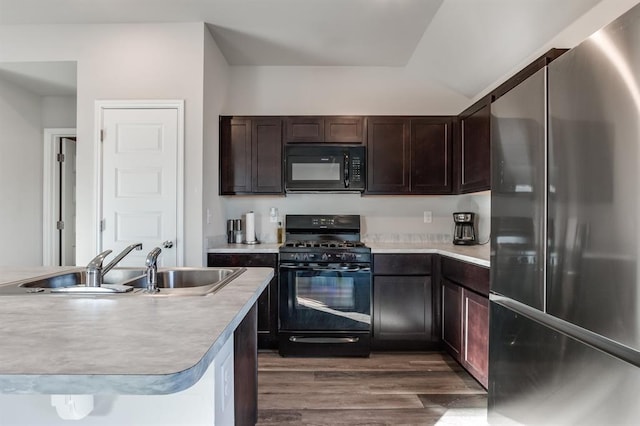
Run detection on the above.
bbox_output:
[351,156,363,183]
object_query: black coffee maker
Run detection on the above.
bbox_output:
[453,212,478,245]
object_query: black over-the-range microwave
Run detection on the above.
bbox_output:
[284,145,366,192]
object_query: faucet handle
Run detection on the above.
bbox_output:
[86,249,112,287]
[87,250,113,269]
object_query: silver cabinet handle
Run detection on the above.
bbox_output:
[162,240,174,249]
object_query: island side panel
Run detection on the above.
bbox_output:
[235,303,258,426]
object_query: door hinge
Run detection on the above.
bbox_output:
[100,129,104,142]
[56,221,65,230]
[56,153,65,162]
[100,219,106,232]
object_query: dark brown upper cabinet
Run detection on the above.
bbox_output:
[411,118,453,194]
[367,117,453,195]
[457,98,491,194]
[366,117,411,193]
[453,48,568,194]
[284,116,364,143]
[220,116,283,195]
[325,116,363,143]
[284,116,324,143]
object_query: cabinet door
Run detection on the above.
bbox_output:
[463,288,489,388]
[373,275,433,343]
[284,116,324,143]
[220,117,252,194]
[252,118,283,193]
[208,253,278,349]
[366,117,410,193]
[325,116,364,143]
[442,279,463,361]
[411,118,453,194]
[459,102,491,193]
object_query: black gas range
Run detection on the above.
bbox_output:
[278,215,372,357]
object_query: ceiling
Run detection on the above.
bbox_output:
[0,0,604,97]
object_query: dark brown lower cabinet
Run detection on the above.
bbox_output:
[372,254,439,350]
[462,288,489,387]
[234,303,257,426]
[441,279,462,360]
[207,253,278,349]
[440,256,489,388]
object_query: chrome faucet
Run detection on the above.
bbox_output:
[86,250,113,287]
[86,243,143,287]
[145,247,162,293]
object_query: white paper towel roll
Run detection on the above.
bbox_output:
[244,211,256,242]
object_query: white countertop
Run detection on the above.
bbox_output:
[208,242,490,267]
[0,267,273,395]
[368,242,490,267]
[207,243,281,254]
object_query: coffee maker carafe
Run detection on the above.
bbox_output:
[453,212,478,245]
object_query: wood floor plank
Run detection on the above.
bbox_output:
[257,351,488,426]
[258,351,463,372]
[258,408,451,426]
[258,371,484,395]
[259,392,425,410]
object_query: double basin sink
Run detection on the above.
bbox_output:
[0,267,245,297]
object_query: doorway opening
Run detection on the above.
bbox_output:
[43,128,77,266]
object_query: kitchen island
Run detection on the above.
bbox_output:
[0,266,272,424]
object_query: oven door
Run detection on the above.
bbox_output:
[279,263,371,332]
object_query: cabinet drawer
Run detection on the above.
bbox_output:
[441,257,489,296]
[374,254,432,275]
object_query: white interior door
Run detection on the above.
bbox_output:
[100,105,182,267]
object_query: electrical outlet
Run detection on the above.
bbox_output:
[423,211,432,224]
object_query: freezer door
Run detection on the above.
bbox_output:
[547,5,640,351]
[489,301,640,425]
[491,68,546,310]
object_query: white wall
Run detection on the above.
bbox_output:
[225,65,470,116]
[0,75,44,265]
[221,192,490,245]
[42,96,76,128]
[0,23,209,265]
[203,26,230,264]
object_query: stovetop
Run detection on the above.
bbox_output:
[280,214,370,261]
[283,240,367,249]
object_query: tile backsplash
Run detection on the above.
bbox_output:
[213,192,490,245]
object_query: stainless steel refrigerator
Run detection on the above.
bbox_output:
[489,4,640,424]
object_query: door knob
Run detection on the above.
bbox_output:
[162,240,174,249]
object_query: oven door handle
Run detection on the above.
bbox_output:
[326,267,370,273]
[280,264,370,273]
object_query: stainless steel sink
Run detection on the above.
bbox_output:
[126,267,244,296]
[0,267,244,296]
[19,268,146,289]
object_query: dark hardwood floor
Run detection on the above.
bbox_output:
[257,351,488,425]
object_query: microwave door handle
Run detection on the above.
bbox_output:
[344,153,350,188]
